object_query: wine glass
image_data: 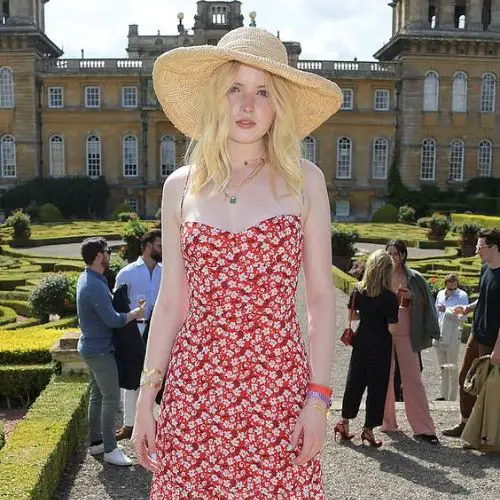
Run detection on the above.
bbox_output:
[137,295,146,335]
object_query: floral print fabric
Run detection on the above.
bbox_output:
[151,215,325,499]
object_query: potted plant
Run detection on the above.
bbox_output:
[455,222,482,257]
[331,225,359,272]
[427,213,451,241]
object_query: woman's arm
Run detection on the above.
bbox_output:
[137,168,190,408]
[302,160,336,387]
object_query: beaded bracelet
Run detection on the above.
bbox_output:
[306,390,332,408]
[307,383,333,399]
[139,367,164,388]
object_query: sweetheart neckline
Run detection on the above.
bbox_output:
[181,214,302,236]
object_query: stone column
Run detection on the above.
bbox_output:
[467,0,484,31]
[490,0,500,31]
[439,0,456,30]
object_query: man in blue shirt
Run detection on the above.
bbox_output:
[77,237,145,466]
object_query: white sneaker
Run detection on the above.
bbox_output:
[103,447,133,466]
[89,442,105,455]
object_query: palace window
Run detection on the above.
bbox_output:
[452,72,468,112]
[211,6,227,24]
[0,135,16,177]
[449,139,464,181]
[49,135,65,177]
[125,198,139,214]
[301,136,316,163]
[374,89,390,111]
[122,86,138,108]
[480,73,496,112]
[336,137,352,179]
[335,200,350,217]
[340,89,353,110]
[423,71,439,111]
[48,87,64,108]
[420,139,436,181]
[86,135,101,177]
[160,135,176,176]
[372,138,388,179]
[123,135,138,177]
[477,140,492,177]
[85,86,100,108]
[0,67,14,108]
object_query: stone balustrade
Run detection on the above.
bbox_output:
[38,57,398,78]
[50,330,88,375]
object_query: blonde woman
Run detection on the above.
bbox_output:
[131,27,343,497]
[334,250,399,447]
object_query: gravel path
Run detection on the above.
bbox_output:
[17,240,124,259]
[356,242,446,259]
[53,282,500,499]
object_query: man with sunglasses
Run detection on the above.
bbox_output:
[443,228,500,438]
[77,237,146,466]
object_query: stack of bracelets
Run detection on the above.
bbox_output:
[306,383,333,416]
[140,367,164,388]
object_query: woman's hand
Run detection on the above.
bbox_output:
[131,395,161,474]
[289,402,327,466]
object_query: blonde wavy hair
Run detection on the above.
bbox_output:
[357,249,393,298]
[185,61,303,201]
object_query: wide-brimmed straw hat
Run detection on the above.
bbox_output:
[153,26,343,139]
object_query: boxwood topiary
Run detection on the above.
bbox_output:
[39,203,63,222]
[28,274,69,321]
[371,203,399,223]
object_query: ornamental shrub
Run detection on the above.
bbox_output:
[331,226,359,259]
[116,211,138,222]
[5,210,31,239]
[28,274,69,321]
[417,217,431,228]
[427,213,451,239]
[121,218,148,262]
[398,205,416,224]
[371,203,399,223]
[39,203,63,222]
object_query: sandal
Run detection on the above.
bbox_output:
[414,434,440,445]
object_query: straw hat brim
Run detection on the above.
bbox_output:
[153,45,343,139]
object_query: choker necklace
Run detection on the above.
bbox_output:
[223,157,265,205]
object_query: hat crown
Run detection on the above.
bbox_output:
[217,27,288,65]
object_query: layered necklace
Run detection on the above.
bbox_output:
[223,156,266,205]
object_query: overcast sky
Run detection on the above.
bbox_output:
[45,0,393,61]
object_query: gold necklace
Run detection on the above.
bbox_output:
[223,158,265,205]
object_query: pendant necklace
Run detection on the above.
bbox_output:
[223,157,265,205]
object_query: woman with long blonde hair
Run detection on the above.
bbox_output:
[334,249,399,447]
[131,27,343,497]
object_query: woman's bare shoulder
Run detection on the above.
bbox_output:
[300,158,326,191]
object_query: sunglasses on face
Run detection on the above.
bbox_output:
[102,248,112,255]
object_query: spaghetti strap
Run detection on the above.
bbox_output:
[180,168,191,224]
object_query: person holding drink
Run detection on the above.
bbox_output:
[382,240,440,444]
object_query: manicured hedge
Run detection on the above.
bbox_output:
[0,375,89,500]
[0,327,67,364]
[332,266,357,294]
[0,364,53,405]
[0,305,17,326]
[451,214,500,229]
[0,278,27,291]
[0,300,32,317]
[0,318,41,331]
[0,421,4,451]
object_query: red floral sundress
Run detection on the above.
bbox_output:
[151,214,325,499]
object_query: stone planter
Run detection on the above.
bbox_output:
[461,243,476,258]
[50,330,87,375]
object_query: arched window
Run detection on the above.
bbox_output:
[477,140,492,177]
[420,139,436,181]
[336,137,352,179]
[372,138,388,179]
[49,135,65,177]
[423,71,439,111]
[452,72,468,112]
[86,135,101,177]
[301,136,316,163]
[0,67,14,108]
[123,135,138,177]
[480,73,496,113]
[0,135,16,177]
[449,139,464,181]
[160,135,176,176]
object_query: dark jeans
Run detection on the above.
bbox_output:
[459,334,493,419]
[82,352,120,453]
[342,341,392,428]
